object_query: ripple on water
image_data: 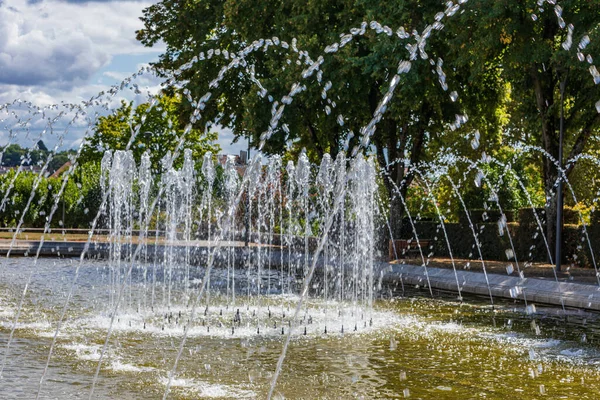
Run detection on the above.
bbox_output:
[159,376,256,398]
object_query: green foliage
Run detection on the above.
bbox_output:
[460,157,533,212]
[447,0,600,247]
[135,0,600,259]
[402,145,548,224]
[0,162,102,229]
[135,0,511,243]
[136,0,505,162]
[1,142,74,174]
[404,182,439,221]
[81,94,221,171]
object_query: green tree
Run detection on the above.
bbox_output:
[0,165,103,229]
[1,143,51,168]
[0,170,46,227]
[81,94,221,171]
[446,0,600,261]
[36,140,49,153]
[136,0,505,237]
[1,144,25,167]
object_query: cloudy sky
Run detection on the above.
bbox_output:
[0,0,244,155]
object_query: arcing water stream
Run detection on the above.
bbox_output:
[2,0,600,397]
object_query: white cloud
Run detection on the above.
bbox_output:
[0,0,168,149]
[103,71,129,81]
[0,0,162,91]
[0,0,243,154]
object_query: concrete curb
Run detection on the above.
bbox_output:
[380,263,600,311]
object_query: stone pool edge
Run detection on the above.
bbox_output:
[2,239,600,312]
[381,263,600,311]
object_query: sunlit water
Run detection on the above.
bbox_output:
[1,258,600,399]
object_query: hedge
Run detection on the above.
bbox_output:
[391,208,600,267]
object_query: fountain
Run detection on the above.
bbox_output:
[2,0,600,398]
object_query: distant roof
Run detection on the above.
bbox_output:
[50,161,72,178]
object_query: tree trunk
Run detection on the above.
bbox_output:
[532,63,560,264]
[382,121,407,240]
[543,170,559,264]
[377,123,426,241]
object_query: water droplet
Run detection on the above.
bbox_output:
[396,27,410,39]
[340,34,353,47]
[505,249,514,260]
[562,24,574,50]
[474,171,483,187]
[579,35,591,50]
[529,348,537,360]
[590,66,600,84]
[471,130,480,149]
[397,61,412,74]
[497,215,506,236]
[554,4,562,18]
[324,43,339,53]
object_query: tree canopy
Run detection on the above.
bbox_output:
[134,0,600,259]
[81,94,221,171]
[1,141,74,173]
[137,0,509,235]
[137,0,505,155]
[444,0,600,250]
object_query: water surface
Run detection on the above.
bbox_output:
[1,258,599,399]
